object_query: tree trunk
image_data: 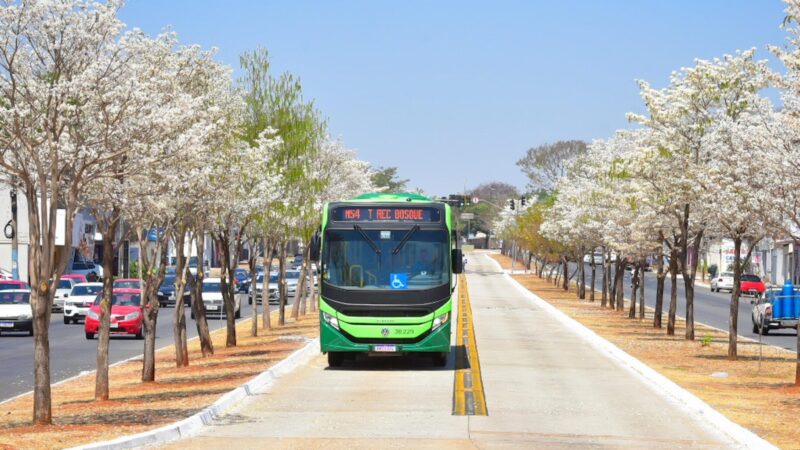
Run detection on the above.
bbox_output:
[217,233,237,348]
[601,249,608,307]
[667,249,678,336]
[291,244,311,320]
[654,242,666,329]
[190,234,214,356]
[262,239,273,331]
[95,207,120,400]
[629,263,639,319]
[561,257,569,291]
[614,258,626,311]
[728,237,743,360]
[141,301,158,381]
[278,241,288,326]
[589,256,596,302]
[578,247,586,299]
[141,236,167,383]
[173,228,189,368]
[639,261,645,320]
[249,247,258,337]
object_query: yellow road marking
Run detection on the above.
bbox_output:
[452,273,487,416]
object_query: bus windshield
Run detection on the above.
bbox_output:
[323,229,448,290]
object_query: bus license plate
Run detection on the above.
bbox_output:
[374,345,397,352]
[0,322,13,328]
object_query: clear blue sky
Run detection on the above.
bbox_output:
[120,1,787,196]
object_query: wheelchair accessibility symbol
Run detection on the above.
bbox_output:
[390,273,407,290]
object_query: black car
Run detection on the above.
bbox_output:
[157,275,191,307]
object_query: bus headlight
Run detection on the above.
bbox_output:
[432,312,450,331]
[323,312,339,330]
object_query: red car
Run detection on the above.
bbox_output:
[0,280,30,291]
[61,274,87,284]
[740,274,766,296]
[113,278,141,290]
[84,288,143,340]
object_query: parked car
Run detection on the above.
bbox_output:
[192,278,240,319]
[84,288,143,340]
[0,289,33,336]
[248,273,270,305]
[752,284,800,335]
[741,274,766,296]
[187,256,210,277]
[68,260,103,279]
[157,275,191,307]
[265,271,300,304]
[52,277,75,312]
[711,272,734,292]
[113,278,141,290]
[0,280,30,291]
[61,273,87,284]
[63,282,103,324]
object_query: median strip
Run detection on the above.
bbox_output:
[452,273,487,416]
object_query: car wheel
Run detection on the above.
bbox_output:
[135,330,143,340]
[28,328,33,336]
[248,297,252,305]
[761,325,770,335]
[190,311,195,320]
[327,351,344,368]
[63,316,69,325]
[85,332,94,340]
[235,308,241,319]
[432,352,448,367]
[752,320,759,334]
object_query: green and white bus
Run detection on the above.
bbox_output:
[315,193,463,367]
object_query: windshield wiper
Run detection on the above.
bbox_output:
[392,225,419,254]
[354,225,381,255]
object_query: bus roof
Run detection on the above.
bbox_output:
[349,192,433,203]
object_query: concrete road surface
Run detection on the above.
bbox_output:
[163,252,735,449]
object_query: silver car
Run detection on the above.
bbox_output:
[710,272,734,292]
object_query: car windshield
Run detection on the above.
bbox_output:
[58,279,72,289]
[188,256,198,267]
[72,285,102,296]
[742,274,761,282]
[162,276,176,287]
[203,282,221,292]
[286,272,300,279]
[0,292,29,305]
[72,262,87,270]
[114,280,140,289]
[721,272,733,278]
[0,282,26,291]
[95,293,140,306]
[323,229,449,290]
[269,274,279,283]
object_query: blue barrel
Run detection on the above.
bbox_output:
[795,287,800,320]
[776,279,793,319]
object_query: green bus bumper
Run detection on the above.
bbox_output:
[320,319,451,354]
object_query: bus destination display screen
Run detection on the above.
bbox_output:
[332,206,441,223]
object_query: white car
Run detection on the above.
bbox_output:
[0,289,33,336]
[63,282,103,324]
[267,271,301,304]
[194,278,240,319]
[583,253,604,265]
[52,278,75,312]
[711,272,734,292]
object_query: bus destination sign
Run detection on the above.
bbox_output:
[332,206,441,223]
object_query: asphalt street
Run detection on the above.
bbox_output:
[565,262,798,352]
[0,296,277,402]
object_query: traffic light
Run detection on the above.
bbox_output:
[509,199,515,210]
[520,197,526,207]
[447,194,468,207]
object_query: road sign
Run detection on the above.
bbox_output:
[460,213,475,220]
[472,196,479,204]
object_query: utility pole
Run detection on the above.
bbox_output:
[10,189,18,280]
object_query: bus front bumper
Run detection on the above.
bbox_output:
[320,319,451,354]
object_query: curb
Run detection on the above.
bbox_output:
[66,337,320,450]
[485,255,776,450]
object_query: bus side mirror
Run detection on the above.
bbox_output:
[452,249,463,274]
[309,233,321,262]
